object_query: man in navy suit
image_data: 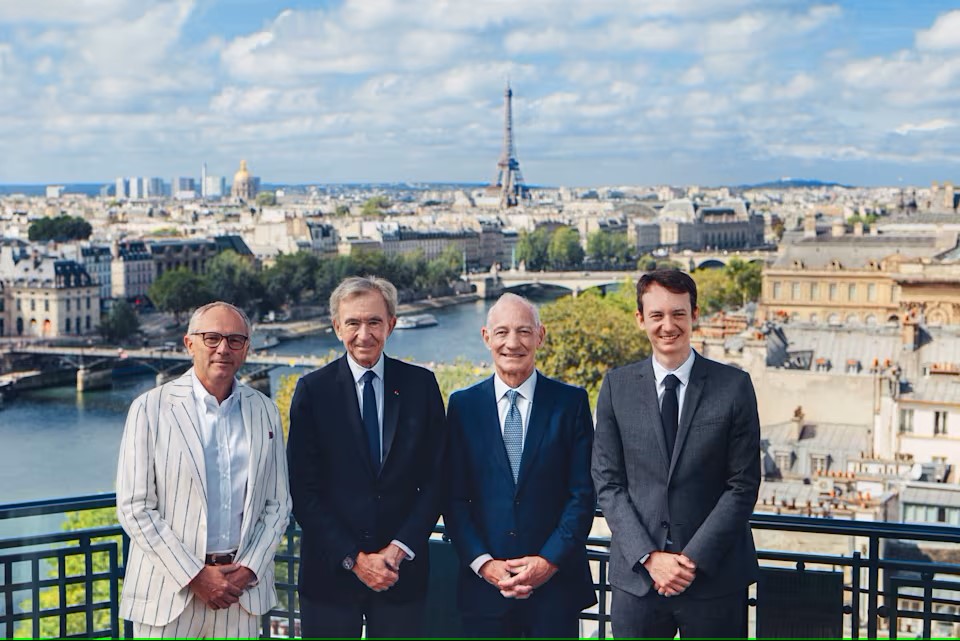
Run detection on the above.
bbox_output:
[287,276,446,638]
[445,293,596,638]
[592,270,760,638]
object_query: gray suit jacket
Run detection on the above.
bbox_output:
[592,353,760,598]
[116,369,291,625]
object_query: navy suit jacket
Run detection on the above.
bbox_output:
[592,353,761,599]
[444,372,597,617]
[287,354,446,604]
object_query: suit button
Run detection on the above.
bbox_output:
[661,521,669,529]
[507,531,516,537]
[376,495,382,500]
[514,500,520,506]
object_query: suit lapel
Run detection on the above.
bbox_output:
[337,355,377,478]
[668,354,707,480]
[636,359,672,472]
[381,357,400,469]
[516,371,549,492]
[478,377,516,485]
[166,371,208,506]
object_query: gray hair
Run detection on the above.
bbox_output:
[485,292,541,327]
[187,301,252,337]
[329,275,398,320]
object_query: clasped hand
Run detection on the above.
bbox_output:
[644,551,697,597]
[479,555,558,599]
[189,564,255,610]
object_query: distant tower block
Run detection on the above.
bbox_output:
[492,83,527,208]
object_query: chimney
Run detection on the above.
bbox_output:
[831,219,845,237]
[803,213,816,238]
[791,406,805,441]
[902,315,919,351]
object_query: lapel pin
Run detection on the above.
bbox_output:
[268,431,274,439]
[393,390,399,396]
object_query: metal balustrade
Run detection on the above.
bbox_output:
[2,495,959,639]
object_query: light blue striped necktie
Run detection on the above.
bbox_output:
[503,389,523,482]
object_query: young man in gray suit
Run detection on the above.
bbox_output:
[592,270,761,638]
[116,301,291,638]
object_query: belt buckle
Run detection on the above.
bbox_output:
[208,552,234,566]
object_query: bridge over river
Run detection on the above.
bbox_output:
[0,344,330,395]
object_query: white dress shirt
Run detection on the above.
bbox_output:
[470,370,538,576]
[191,371,249,554]
[345,353,414,562]
[651,349,697,426]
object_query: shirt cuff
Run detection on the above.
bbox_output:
[633,553,651,573]
[470,554,494,576]
[391,539,415,561]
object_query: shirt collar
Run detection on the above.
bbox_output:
[190,368,239,411]
[652,349,697,388]
[494,369,538,403]
[346,352,385,384]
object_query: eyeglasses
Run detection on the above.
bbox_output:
[190,332,249,350]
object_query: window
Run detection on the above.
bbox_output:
[791,282,801,300]
[829,283,837,301]
[44,300,49,312]
[934,411,948,436]
[30,299,35,312]
[810,283,819,300]
[775,452,791,473]
[899,409,914,433]
[811,454,828,474]
[773,282,782,299]
[848,284,857,301]
[66,299,71,312]
[867,283,877,302]
[65,318,71,332]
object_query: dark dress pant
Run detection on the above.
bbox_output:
[611,586,747,639]
[299,592,425,639]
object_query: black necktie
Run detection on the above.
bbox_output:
[361,370,381,474]
[660,374,680,456]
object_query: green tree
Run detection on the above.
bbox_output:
[515,228,550,271]
[692,267,736,314]
[547,227,585,270]
[434,359,487,404]
[99,300,140,344]
[361,195,390,217]
[148,268,214,324]
[636,253,684,272]
[206,250,263,314]
[539,290,649,406]
[16,508,121,638]
[334,204,351,216]
[27,215,93,241]
[587,231,633,266]
[261,251,321,308]
[256,191,277,207]
[725,258,762,306]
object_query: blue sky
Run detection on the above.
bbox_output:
[1,0,959,188]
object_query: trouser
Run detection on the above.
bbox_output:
[131,597,259,639]
[611,586,748,639]
[299,592,425,639]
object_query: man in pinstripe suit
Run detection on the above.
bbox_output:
[116,301,291,638]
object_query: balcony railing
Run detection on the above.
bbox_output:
[2,494,960,639]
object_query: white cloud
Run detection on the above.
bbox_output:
[916,10,960,52]
[894,119,956,135]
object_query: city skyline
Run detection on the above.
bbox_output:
[1,1,959,188]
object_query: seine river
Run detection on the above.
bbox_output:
[0,297,509,507]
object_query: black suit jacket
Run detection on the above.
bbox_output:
[287,354,446,604]
[592,353,761,599]
[445,373,597,617]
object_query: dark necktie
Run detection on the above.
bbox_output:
[361,370,381,474]
[660,374,680,456]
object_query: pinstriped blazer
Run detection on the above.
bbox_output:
[116,369,291,626]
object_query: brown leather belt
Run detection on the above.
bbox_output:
[205,552,236,566]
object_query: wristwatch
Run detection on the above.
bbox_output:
[342,554,356,571]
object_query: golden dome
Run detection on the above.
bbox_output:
[233,159,251,184]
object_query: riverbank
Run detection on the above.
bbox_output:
[254,292,481,341]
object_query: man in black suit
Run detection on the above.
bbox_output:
[592,270,761,638]
[287,276,446,638]
[445,293,596,638]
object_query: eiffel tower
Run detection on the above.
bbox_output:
[492,83,527,208]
